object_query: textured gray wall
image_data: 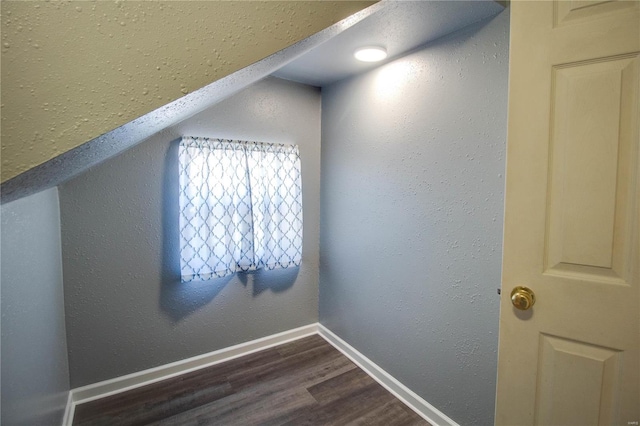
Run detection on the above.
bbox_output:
[319,11,509,426]
[60,77,321,387]
[1,188,70,425]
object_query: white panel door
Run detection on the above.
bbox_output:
[495,1,640,425]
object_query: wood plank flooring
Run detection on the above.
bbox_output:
[73,334,430,426]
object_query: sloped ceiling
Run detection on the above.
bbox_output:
[275,0,504,87]
[0,1,375,184]
[0,0,506,204]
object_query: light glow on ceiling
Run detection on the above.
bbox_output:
[354,46,387,62]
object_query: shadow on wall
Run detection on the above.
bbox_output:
[159,139,298,322]
[239,267,299,297]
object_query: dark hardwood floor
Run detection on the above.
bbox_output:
[73,334,430,426]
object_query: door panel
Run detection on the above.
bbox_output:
[495,1,639,425]
[545,54,638,281]
[534,334,622,426]
[554,1,638,27]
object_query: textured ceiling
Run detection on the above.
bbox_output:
[273,0,504,87]
[0,2,384,204]
[0,0,506,204]
[0,1,375,183]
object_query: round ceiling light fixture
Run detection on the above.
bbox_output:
[354,46,387,62]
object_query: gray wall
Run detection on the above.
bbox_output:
[319,11,509,426]
[1,188,70,425]
[60,77,321,387]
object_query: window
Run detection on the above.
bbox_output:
[178,136,303,282]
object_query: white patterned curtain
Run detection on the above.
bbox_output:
[179,136,303,282]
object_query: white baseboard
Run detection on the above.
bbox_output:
[62,391,74,426]
[70,323,318,407]
[317,324,459,426]
[66,322,456,426]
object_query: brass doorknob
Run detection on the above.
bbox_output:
[511,286,536,310]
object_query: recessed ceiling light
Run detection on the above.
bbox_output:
[354,46,387,62]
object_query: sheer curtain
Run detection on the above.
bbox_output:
[179,136,303,282]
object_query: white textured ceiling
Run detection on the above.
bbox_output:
[273,0,505,87]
